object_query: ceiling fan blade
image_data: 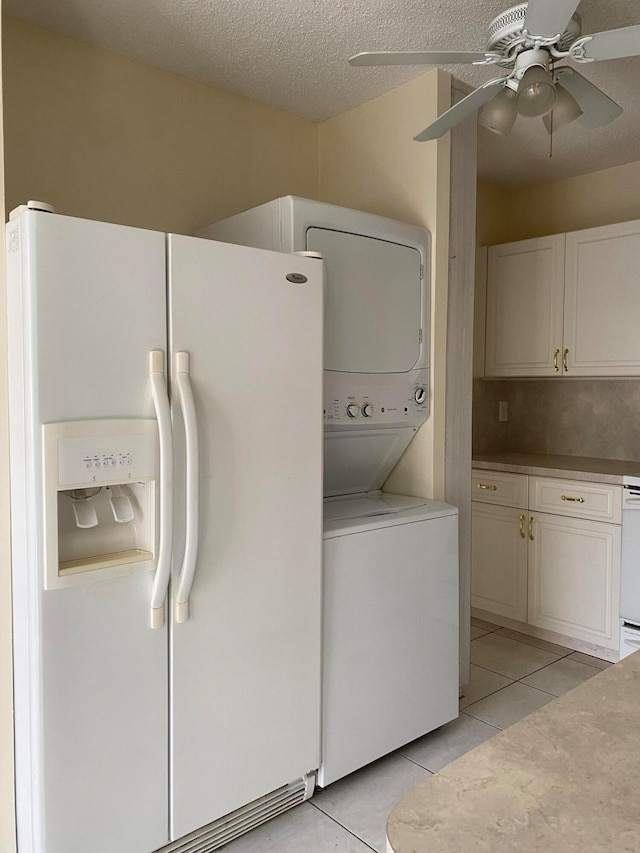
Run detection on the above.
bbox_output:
[577,24,640,61]
[414,78,506,142]
[523,0,580,39]
[348,50,491,67]
[554,67,622,128]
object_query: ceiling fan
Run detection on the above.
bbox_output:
[349,0,640,141]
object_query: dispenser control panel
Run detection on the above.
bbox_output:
[42,419,158,590]
[57,433,156,487]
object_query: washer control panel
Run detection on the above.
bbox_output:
[58,433,156,487]
[324,371,429,428]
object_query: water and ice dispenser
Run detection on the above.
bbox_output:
[43,419,158,588]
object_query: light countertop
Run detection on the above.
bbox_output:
[472,452,640,484]
[386,653,640,853]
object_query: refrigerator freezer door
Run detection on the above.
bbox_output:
[167,235,323,839]
[7,211,169,853]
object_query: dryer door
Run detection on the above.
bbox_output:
[306,228,424,374]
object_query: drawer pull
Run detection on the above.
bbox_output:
[519,514,526,539]
[528,516,535,541]
[476,483,498,491]
[561,495,585,503]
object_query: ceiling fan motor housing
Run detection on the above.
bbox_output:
[487,3,581,55]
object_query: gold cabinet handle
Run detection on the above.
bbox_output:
[563,348,569,372]
[553,348,560,373]
[561,494,585,503]
[519,514,526,539]
[528,516,535,541]
[476,483,498,491]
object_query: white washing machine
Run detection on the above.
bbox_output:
[200,197,460,786]
[320,492,458,786]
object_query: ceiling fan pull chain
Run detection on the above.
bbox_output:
[549,60,554,159]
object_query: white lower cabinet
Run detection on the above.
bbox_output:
[471,470,622,653]
[528,512,621,650]
[471,503,528,622]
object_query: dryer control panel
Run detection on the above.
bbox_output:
[324,369,429,430]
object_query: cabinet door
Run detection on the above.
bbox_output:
[485,235,565,377]
[471,503,528,621]
[564,220,640,376]
[528,513,621,650]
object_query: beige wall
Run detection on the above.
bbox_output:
[508,159,640,241]
[477,158,640,247]
[3,17,319,233]
[319,69,451,499]
[476,180,513,246]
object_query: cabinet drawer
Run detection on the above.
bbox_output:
[471,469,528,507]
[529,477,621,524]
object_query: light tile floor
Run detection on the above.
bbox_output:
[222,621,611,852]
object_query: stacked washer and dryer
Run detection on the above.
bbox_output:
[198,197,459,786]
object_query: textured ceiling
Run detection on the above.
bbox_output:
[4,0,640,187]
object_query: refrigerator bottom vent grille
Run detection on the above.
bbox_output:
[159,774,315,853]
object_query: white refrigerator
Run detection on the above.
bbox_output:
[7,206,323,853]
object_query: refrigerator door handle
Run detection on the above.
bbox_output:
[149,350,174,628]
[175,351,200,623]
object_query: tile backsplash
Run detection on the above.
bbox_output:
[473,378,640,461]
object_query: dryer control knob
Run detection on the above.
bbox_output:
[414,387,427,405]
[362,403,373,418]
[346,404,360,419]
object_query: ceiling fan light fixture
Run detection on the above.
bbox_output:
[478,87,517,137]
[516,63,557,117]
[542,82,584,134]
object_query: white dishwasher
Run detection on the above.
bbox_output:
[619,475,640,658]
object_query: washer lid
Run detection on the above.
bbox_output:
[323,492,458,536]
[324,492,429,522]
[306,228,423,374]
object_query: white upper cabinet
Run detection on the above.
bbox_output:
[485,218,640,378]
[564,220,640,376]
[485,235,565,377]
